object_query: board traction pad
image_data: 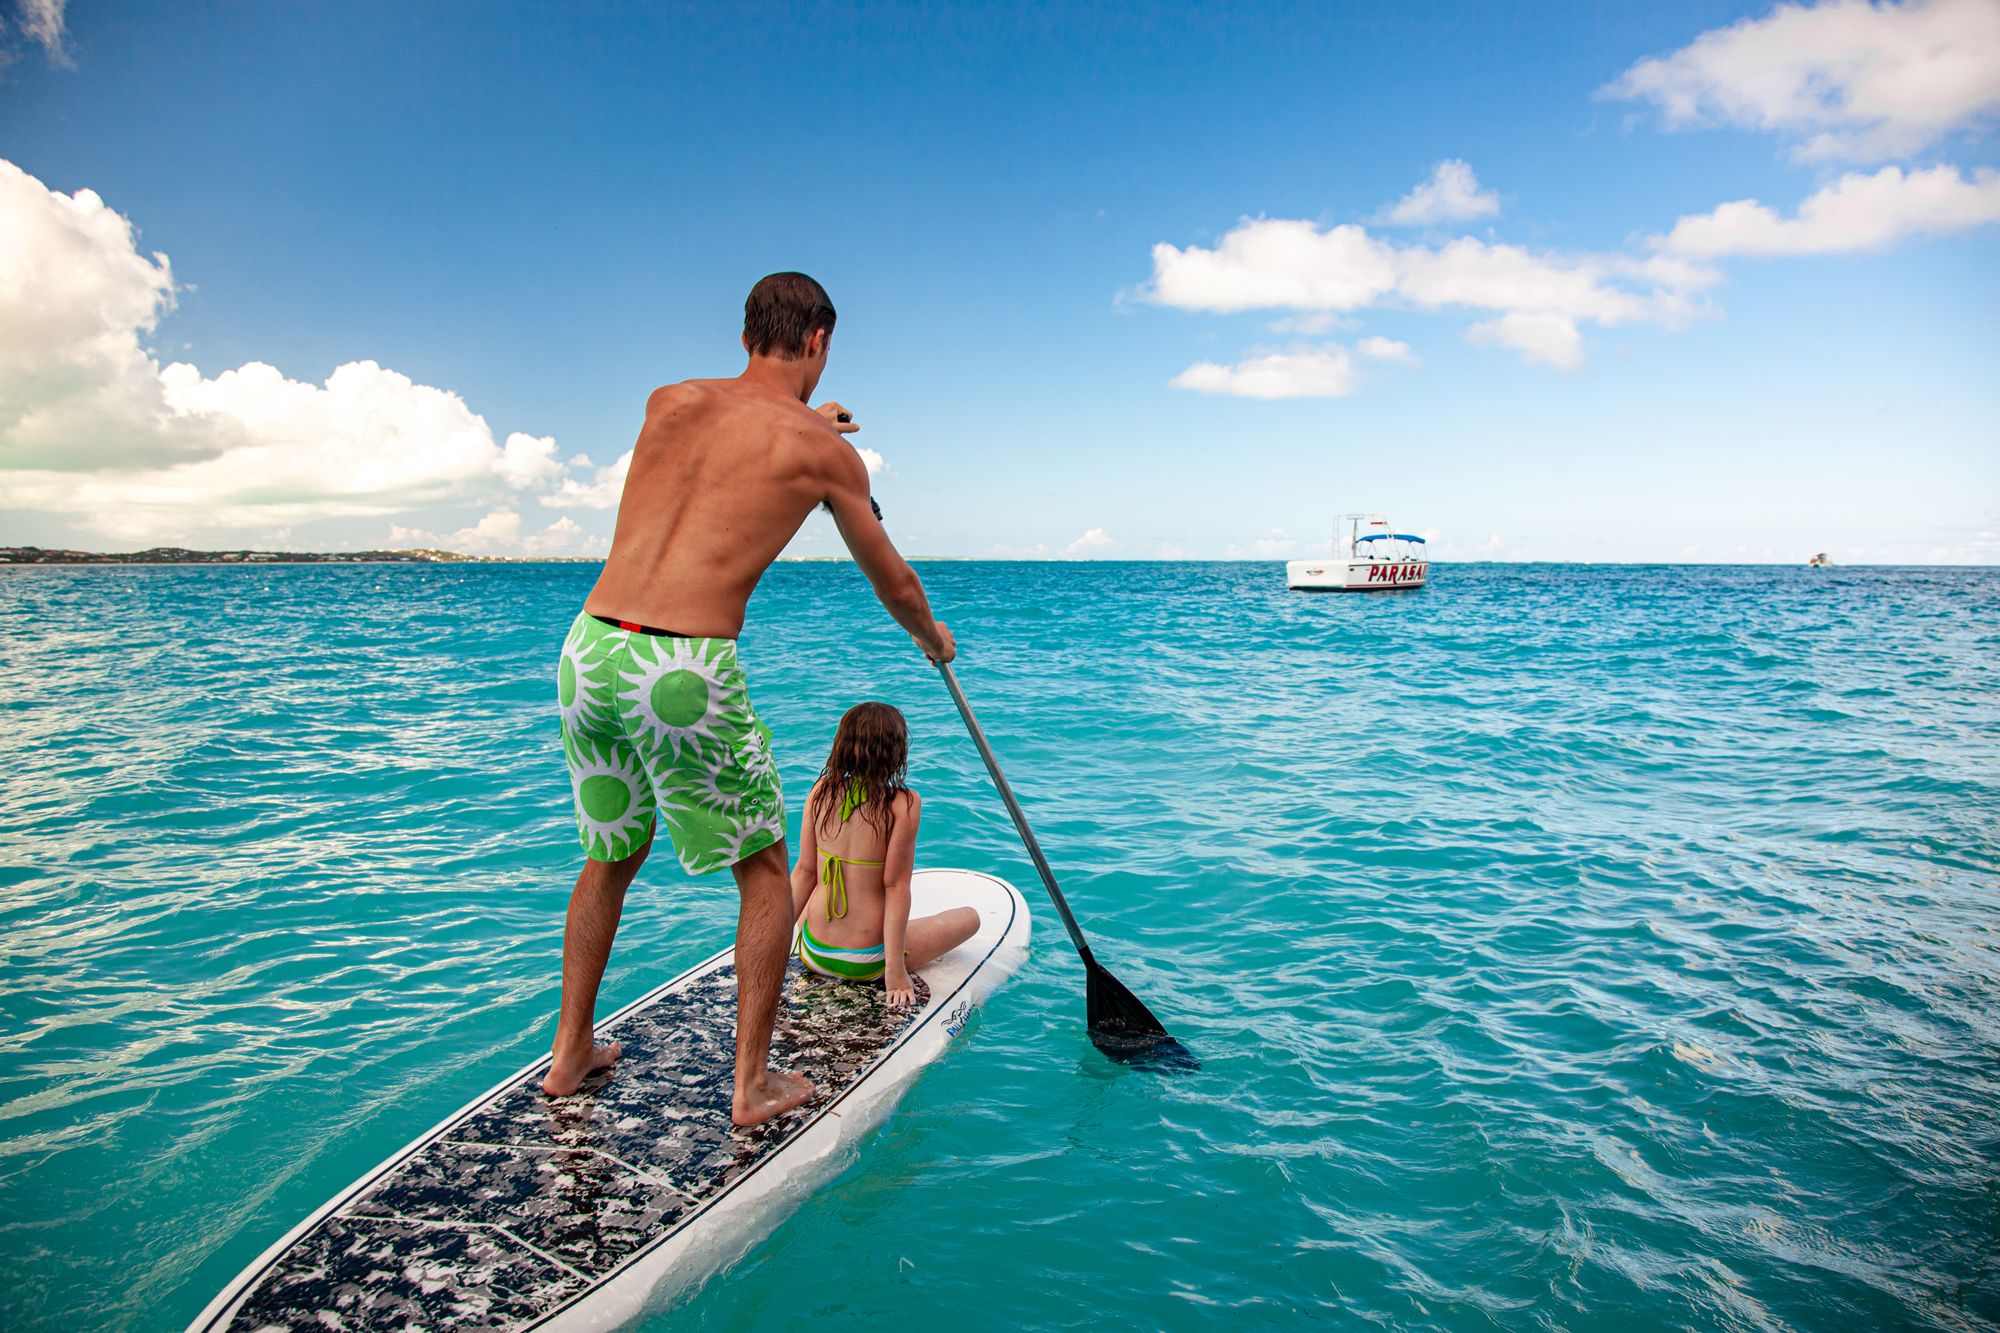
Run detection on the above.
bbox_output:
[228,961,929,1331]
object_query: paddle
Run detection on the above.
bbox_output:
[935,659,1194,1068]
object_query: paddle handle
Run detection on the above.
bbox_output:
[935,660,1095,963]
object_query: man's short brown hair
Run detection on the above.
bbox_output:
[743,272,836,359]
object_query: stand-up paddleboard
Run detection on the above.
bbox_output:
[191,868,1030,1332]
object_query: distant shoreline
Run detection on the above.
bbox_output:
[2,546,1991,570]
[0,546,976,567]
[0,545,582,566]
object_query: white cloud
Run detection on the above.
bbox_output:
[0,161,180,470]
[1139,157,2000,376]
[1658,163,2000,256]
[1429,531,1509,561]
[495,433,564,487]
[1395,237,1665,325]
[1171,345,1359,399]
[855,445,885,475]
[1921,529,2000,563]
[3,358,576,539]
[1268,311,1347,335]
[1356,335,1418,365]
[1063,527,1115,558]
[542,449,630,509]
[1602,0,2000,161]
[1145,221,1693,325]
[0,158,584,541]
[1623,251,1728,292]
[13,0,66,56]
[1145,216,1699,370]
[1380,159,1500,226]
[1148,220,1398,312]
[1467,312,1586,371]
[1251,528,1297,557]
[515,516,598,557]
[388,509,603,557]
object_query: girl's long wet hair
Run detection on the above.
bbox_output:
[810,702,908,840]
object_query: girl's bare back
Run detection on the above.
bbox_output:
[791,761,979,1007]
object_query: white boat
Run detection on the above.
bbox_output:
[1287,514,1429,591]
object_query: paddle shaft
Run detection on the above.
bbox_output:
[935,661,1096,964]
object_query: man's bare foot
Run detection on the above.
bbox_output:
[732,1068,815,1126]
[543,1039,621,1097]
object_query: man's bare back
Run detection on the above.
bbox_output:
[585,378,846,638]
[584,374,950,658]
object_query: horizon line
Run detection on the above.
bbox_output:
[2,546,1993,571]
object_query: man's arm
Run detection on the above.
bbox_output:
[822,442,955,662]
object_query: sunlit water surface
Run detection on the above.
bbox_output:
[1,562,1996,1331]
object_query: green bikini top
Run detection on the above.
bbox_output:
[819,779,884,920]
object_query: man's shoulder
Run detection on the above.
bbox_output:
[644,378,724,412]
[646,379,827,434]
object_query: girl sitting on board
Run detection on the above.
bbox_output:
[791,702,978,1004]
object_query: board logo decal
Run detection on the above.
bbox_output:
[944,1000,971,1037]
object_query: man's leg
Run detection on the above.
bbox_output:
[729,841,816,1126]
[543,835,651,1096]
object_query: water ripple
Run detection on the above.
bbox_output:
[0,561,1995,1330]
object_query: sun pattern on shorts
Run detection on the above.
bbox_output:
[686,762,745,815]
[567,737,652,861]
[704,810,785,868]
[557,612,785,874]
[617,637,732,762]
[558,620,612,737]
[737,728,779,790]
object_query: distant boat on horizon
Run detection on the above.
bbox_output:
[1808,552,1830,568]
[1287,513,1429,592]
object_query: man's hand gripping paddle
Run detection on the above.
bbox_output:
[936,660,1195,1068]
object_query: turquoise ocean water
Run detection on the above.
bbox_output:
[2,561,1996,1331]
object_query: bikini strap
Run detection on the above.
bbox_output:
[817,847,887,920]
[820,848,849,920]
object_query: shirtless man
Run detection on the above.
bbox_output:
[546,272,954,1125]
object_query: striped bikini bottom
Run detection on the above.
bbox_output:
[797,918,889,982]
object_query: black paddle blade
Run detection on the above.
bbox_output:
[1085,959,1198,1070]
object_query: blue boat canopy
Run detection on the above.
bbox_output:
[1358,532,1426,543]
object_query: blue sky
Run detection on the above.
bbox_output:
[2,1,1996,562]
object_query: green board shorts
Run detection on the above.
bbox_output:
[556,610,786,874]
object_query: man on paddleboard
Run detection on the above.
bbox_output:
[548,272,954,1125]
